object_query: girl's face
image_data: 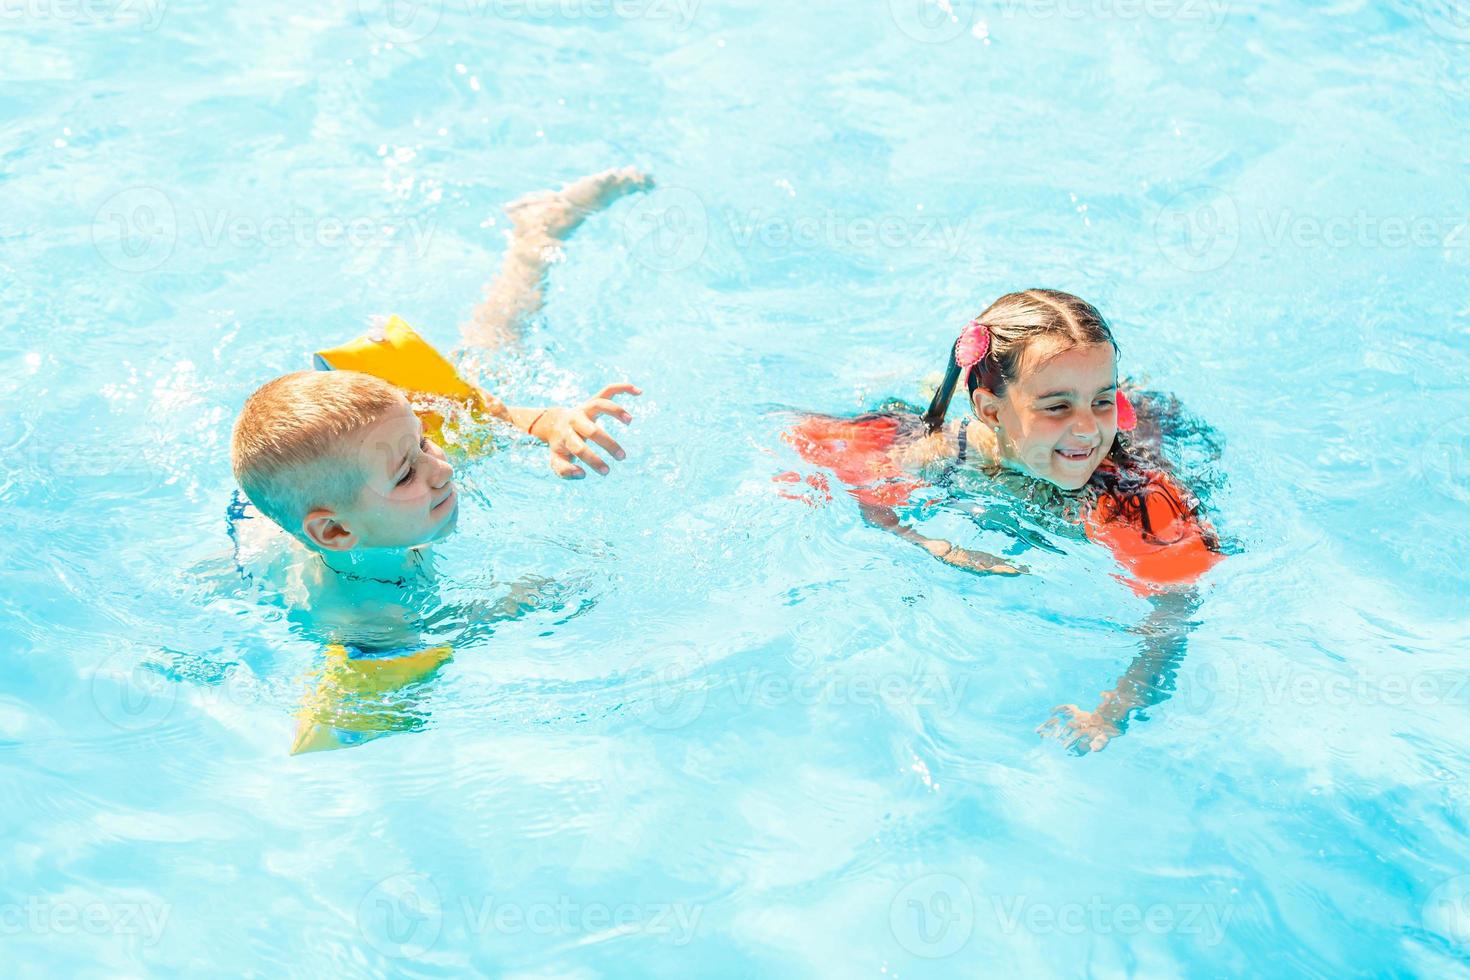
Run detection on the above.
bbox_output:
[971,341,1119,491]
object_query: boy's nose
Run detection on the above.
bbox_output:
[430,454,454,487]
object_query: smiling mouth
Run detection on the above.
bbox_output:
[1055,446,1096,463]
[432,486,457,512]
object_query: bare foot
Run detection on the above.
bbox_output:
[505,166,653,239]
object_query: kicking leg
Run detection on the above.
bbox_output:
[462,166,651,350]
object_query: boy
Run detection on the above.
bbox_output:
[226,167,648,751]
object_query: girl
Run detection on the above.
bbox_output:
[782,289,1226,753]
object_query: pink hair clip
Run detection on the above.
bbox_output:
[1116,390,1137,431]
[954,318,991,375]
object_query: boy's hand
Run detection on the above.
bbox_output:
[530,383,641,478]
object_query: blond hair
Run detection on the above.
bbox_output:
[231,371,403,539]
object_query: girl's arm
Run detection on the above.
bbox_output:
[858,500,1023,576]
[1038,588,1200,753]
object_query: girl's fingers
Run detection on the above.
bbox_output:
[573,414,626,461]
[594,382,642,400]
[582,398,634,424]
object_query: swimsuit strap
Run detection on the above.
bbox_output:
[957,422,969,464]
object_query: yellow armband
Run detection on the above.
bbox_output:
[314,315,500,450]
[290,643,454,755]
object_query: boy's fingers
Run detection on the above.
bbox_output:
[594,382,642,400]
[551,449,586,479]
[574,415,626,461]
[562,434,610,476]
[583,398,633,424]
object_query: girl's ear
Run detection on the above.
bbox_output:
[971,387,1004,427]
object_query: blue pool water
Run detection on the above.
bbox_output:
[4,0,1470,974]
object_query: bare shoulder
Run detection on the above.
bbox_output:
[896,419,959,468]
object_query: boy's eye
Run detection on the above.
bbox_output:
[397,467,414,486]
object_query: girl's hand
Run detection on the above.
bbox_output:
[1038,694,1123,754]
[924,539,1026,576]
[530,383,641,479]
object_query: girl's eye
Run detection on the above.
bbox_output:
[1044,405,1068,414]
[397,467,414,487]
[1095,398,1115,409]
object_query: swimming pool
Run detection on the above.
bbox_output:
[3,0,1470,973]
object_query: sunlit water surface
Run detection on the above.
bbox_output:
[3,0,1470,974]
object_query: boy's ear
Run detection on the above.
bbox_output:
[971,387,1004,428]
[303,509,358,552]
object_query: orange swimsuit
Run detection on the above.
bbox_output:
[781,413,1222,592]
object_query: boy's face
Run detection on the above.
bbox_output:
[972,342,1119,491]
[304,397,459,551]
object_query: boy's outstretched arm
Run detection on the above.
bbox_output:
[463,166,652,349]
